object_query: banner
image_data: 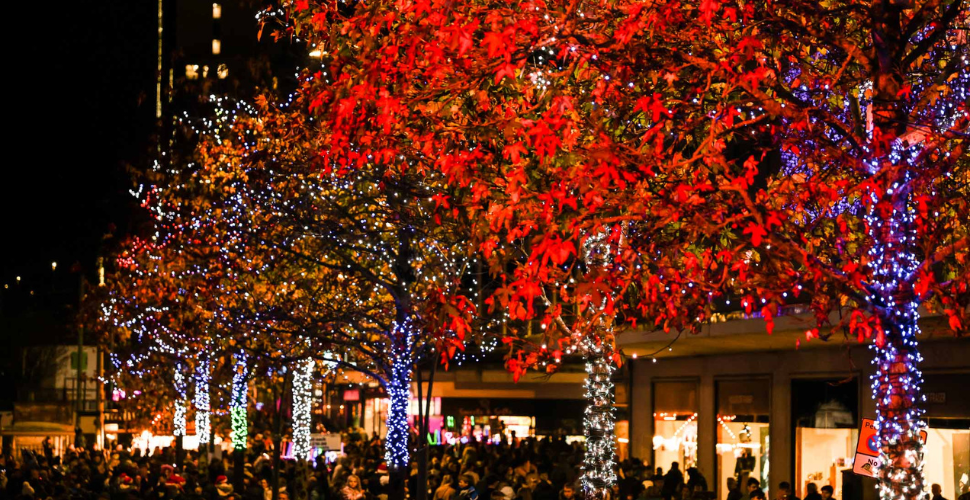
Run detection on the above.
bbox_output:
[309,433,342,452]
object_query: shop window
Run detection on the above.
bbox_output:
[923,373,970,498]
[653,380,699,472]
[792,378,858,500]
[717,379,770,500]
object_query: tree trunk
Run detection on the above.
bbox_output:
[175,435,185,471]
[231,354,249,491]
[272,374,290,500]
[233,448,245,492]
[868,185,926,499]
[385,333,413,500]
[582,347,617,500]
[416,362,431,500]
[867,3,928,497]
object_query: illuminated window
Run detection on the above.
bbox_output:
[653,381,699,472]
[185,64,199,80]
[202,65,209,78]
[717,379,770,500]
[212,3,222,18]
[217,64,228,79]
[212,39,221,55]
[793,378,858,500]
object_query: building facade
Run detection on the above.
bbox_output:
[621,313,970,500]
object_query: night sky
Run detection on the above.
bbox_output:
[3,2,156,294]
[1,2,158,393]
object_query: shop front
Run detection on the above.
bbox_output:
[437,397,585,444]
[627,337,969,500]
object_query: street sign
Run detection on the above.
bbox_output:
[853,418,927,477]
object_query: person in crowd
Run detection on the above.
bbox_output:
[661,463,684,500]
[458,474,480,500]
[619,468,645,500]
[216,474,235,498]
[726,478,743,500]
[932,484,949,500]
[803,483,821,500]
[747,478,764,500]
[517,473,540,500]
[341,474,366,500]
[533,473,557,500]
[435,474,457,500]
[778,482,800,500]
[820,485,835,500]
[559,483,577,500]
[686,468,707,494]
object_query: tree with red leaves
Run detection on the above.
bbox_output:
[652,2,968,499]
[283,0,739,497]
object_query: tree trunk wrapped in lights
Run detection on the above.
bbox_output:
[865,127,928,500]
[231,353,248,489]
[385,320,416,500]
[578,231,619,500]
[292,358,314,462]
[230,354,249,450]
[173,363,188,468]
[193,356,211,451]
[581,339,617,499]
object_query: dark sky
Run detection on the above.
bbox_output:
[3,2,156,289]
[0,2,157,397]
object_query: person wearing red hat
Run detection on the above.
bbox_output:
[117,473,136,495]
[216,475,235,497]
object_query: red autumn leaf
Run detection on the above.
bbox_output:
[494,63,517,84]
[743,222,768,247]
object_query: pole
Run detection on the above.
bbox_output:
[75,275,86,448]
[97,348,104,451]
[96,257,106,452]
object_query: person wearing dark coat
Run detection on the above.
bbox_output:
[661,463,684,500]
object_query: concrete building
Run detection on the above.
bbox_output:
[1,346,101,456]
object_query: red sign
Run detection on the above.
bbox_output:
[343,389,359,401]
[853,418,927,477]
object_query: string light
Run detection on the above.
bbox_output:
[292,357,314,461]
[194,356,211,448]
[231,352,248,451]
[173,363,188,437]
[385,319,416,470]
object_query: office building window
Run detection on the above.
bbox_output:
[212,39,221,55]
[212,3,222,18]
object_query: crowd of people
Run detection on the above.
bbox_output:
[2,433,966,500]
